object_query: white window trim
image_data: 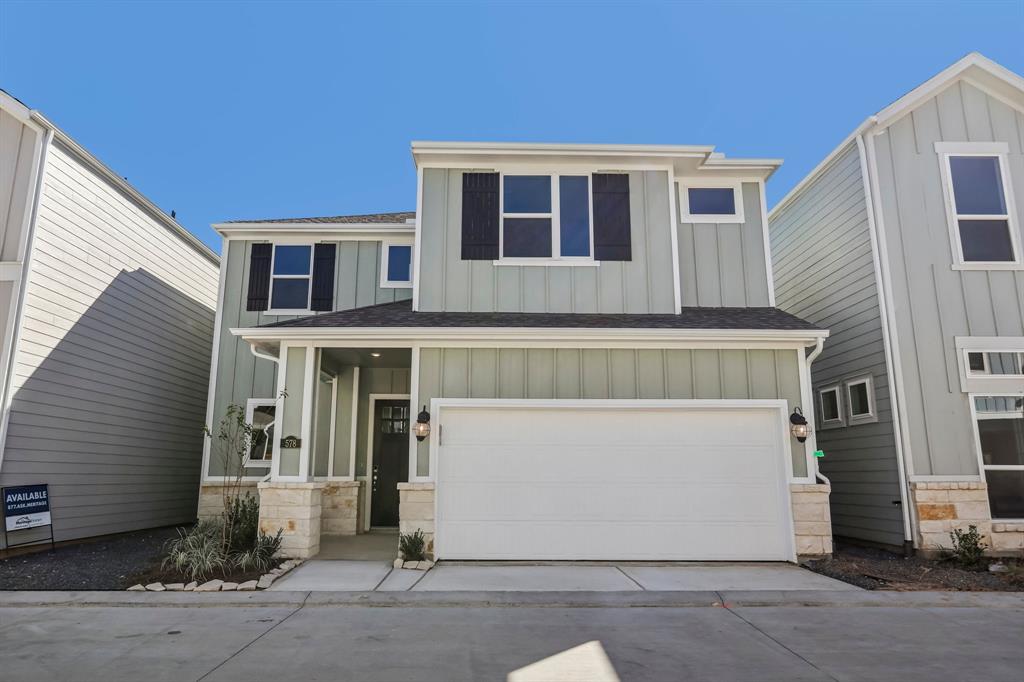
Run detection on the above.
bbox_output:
[244,398,277,467]
[955,337,1024,393]
[380,238,414,288]
[844,375,877,424]
[498,172,596,264]
[935,141,1022,270]
[817,384,845,429]
[968,392,1024,522]
[678,179,745,224]
[266,243,314,315]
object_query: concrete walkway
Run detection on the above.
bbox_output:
[270,560,857,592]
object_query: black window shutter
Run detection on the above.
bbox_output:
[461,172,500,260]
[245,243,272,311]
[310,243,336,312]
[592,174,632,261]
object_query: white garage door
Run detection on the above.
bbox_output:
[434,401,795,561]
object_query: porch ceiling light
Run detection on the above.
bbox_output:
[414,406,431,442]
[790,407,809,443]
[370,352,382,358]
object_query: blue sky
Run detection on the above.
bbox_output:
[2,1,1022,252]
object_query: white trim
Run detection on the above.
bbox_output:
[379,237,415,288]
[408,345,424,482]
[427,398,798,562]
[817,384,845,429]
[677,179,745,224]
[326,375,338,478]
[795,347,817,484]
[297,347,317,480]
[349,366,360,482]
[757,179,776,306]
[412,167,424,311]
[243,398,277,467]
[491,259,600,267]
[936,143,1021,268]
[845,375,877,424]
[215,222,414,234]
[667,167,683,311]
[498,172,595,263]
[266,243,315,313]
[968,392,1024,521]
[955,337,1024,393]
[270,342,289,480]
[365,392,411,528]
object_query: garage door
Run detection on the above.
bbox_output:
[434,401,795,561]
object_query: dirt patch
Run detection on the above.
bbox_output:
[806,543,1024,591]
[127,559,282,587]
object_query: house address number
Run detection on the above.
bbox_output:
[280,435,301,449]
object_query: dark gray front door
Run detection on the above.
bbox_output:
[370,400,410,527]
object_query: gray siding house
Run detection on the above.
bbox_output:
[0,92,219,549]
[201,141,833,563]
[770,53,1024,556]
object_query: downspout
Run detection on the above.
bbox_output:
[805,337,830,485]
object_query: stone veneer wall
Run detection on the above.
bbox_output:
[197,482,260,519]
[791,483,833,558]
[321,481,364,535]
[911,481,1023,556]
[257,482,324,559]
[397,482,434,559]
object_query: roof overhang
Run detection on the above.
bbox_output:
[411,141,782,181]
[212,222,416,240]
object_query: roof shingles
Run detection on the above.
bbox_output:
[224,211,415,225]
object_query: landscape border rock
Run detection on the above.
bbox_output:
[393,558,434,571]
[126,558,305,592]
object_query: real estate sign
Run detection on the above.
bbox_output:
[3,484,52,532]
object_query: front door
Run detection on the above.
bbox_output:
[370,400,410,527]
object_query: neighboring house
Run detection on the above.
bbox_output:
[0,92,219,550]
[769,53,1024,556]
[203,141,832,563]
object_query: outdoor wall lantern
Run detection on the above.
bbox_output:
[414,406,431,441]
[790,407,809,442]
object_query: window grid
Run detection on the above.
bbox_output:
[499,173,594,261]
[268,244,314,312]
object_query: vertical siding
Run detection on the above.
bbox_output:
[416,347,806,478]
[874,81,1024,477]
[207,240,411,477]
[770,142,905,547]
[677,182,772,306]
[417,169,676,313]
[0,140,220,546]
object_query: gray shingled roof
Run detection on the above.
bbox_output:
[259,300,822,331]
[224,211,415,225]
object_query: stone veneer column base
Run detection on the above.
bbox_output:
[197,482,261,520]
[791,483,833,558]
[321,481,364,535]
[397,482,434,559]
[911,481,1022,557]
[257,481,325,559]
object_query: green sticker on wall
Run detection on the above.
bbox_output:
[814,450,825,458]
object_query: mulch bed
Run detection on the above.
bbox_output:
[806,543,1024,591]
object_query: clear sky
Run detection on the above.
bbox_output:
[2,1,1022,252]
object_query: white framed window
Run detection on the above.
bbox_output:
[970,394,1024,521]
[499,173,595,264]
[380,238,414,288]
[817,384,844,428]
[965,350,1023,378]
[267,244,313,312]
[678,179,744,223]
[845,375,876,424]
[955,337,1024,393]
[244,398,277,466]
[936,142,1021,269]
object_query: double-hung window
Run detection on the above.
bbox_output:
[937,142,1020,267]
[269,245,313,311]
[973,396,1024,520]
[501,174,592,261]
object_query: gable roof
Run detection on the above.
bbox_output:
[220,211,415,225]
[770,52,1024,219]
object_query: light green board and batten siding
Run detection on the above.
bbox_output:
[770,142,904,547]
[417,169,772,312]
[414,347,808,478]
[873,80,1024,478]
[207,240,411,477]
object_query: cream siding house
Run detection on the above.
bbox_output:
[770,53,1024,556]
[0,92,219,549]
[202,142,831,562]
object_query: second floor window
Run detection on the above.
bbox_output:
[270,245,313,310]
[501,174,592,259]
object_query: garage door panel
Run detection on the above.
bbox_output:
[435,403,794,561]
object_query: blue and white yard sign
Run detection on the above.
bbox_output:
[3,484,51,532]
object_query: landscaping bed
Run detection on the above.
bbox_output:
[806,543,1024,591]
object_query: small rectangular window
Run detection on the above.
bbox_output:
[973,395,1024,520]
[968,352,987,372]
[818,385,843,426]
[268,245,312,311]
[245,399,277,465]
[380,240,414,288]
[500,174,592,261]
[846,377,874,420]
[965,351,1023,377]
[939,146,1019,266]
[679,181,744,223]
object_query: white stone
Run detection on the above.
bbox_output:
[257,574,276,589]
[393,558,404,569]
[221,582,239,591]
[164,583,185,591]
[184,581,198,592]
[145,583,165,592]
[127,584,145,591]
[989,563,1009,573]
[237,580,258,591]
[420,560,435,570]
[196,579,224,592]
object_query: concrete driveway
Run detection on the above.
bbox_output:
[270,561,856,591]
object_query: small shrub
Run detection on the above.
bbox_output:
[233,529,283,572]
[399,529,427,561]
[949,525,987,567]
[227,494,260,553]
[163,521,227,582]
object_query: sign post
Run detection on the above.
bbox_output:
[2,484,55,551]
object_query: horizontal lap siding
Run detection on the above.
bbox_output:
[416,347,806,479]
[770,142,904,547]
[207,240,411,477]
[417,169,676,313]
[0,141,219,547]
[875,81,1024,477]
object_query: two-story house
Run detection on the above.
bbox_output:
[201,142,831,562]
[770,53,1024,556]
